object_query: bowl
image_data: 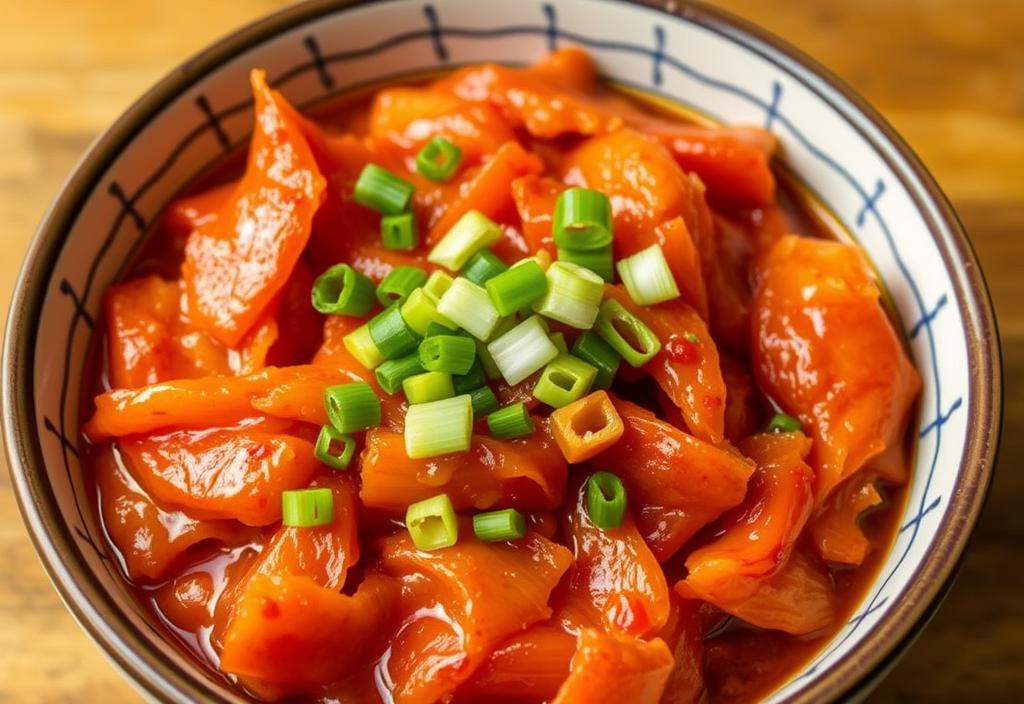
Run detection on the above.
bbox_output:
[1,0,1001,701]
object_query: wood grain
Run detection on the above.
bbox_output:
[0,1,1019,701]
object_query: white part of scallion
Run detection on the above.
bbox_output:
[427,210,503,271]
[404,394,474,459]
[531,261,604,329]
[486,315,560,385]
[437,277,501,341]
[616,243,681,306]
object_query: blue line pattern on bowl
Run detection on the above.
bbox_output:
[44,0,962,691]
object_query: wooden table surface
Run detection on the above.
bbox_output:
[1,1,1020,701]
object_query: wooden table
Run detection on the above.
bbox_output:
[1,1,1019,701]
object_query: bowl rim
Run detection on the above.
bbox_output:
[1,0,1001,702]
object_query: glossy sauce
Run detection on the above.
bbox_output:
[80,60,914,703]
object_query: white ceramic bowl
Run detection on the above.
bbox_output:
[2,1,1001,702]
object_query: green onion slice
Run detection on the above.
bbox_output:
[767,412,803,433]
[473,508,527,542]
[594,299,661,367]
[531,261,604,329]
[485,258,548,316]
[418,334,477,375]
[486,315,560,385]
[461,249,509,285]
[404,394,474,459]
[486,402,535,439]
[557,246,614,283]
[428,210,503,271]
[549,332,569,355]
[343,324,386,370]
[453,360,488,394]
[375,352,426,395]
[406,493,459,550]
[437,277,501,341]
[377,266,428,307]
[416,136,463,182]
[354,163,414,215]
[617,243,681,306]
[572,331,621,390]
[381,212,419,251]
[311,263,376,316]
[424,270,455,298]
[552,188,613,251]
[533,355,598,408]
[282,488,334,528]
[402,370,455,404]
[400,287,455,336]
[324,381,382,434]
[314,425,357,471]
[467,385,500,416]
[368,303,421,360]
[585,471,627,530]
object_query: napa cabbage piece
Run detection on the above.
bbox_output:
[377,529,572,704]
[595,398,755,561]
[752,235,920,504]
[359,421,567,512]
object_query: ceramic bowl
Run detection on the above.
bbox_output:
[1,0,1001,702]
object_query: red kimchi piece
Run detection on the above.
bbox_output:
[183,69,326,347]
[752,235,920,503]
[596,398,755,561]
[551,629,674,704]
[675,433,816,627]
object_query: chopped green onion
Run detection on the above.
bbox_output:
[402,370,455,404]
[473,508,527,542]
[405,395,473,458]
[424,270,455,298]
[354,164,414,215]
[552,188,613,251]
[400,287,455,336]
[533,355,597,408]
[476,338,502,380]
[405,493,458,550]
[461,249,509,285]
[585,471,627,529]
[558,246,614,283]
[368,303,420,360]
[419,335,476,375]
[572,331,621,390]
[377,266,428,307]
[311,263,376,316]
[468,385,499,416]
[282,488,334,527]
[617,243,680,305]
[416,136,463,182]
[425,320,462,337]
[437,278,501,341]
[428,210,503,271]
[594,299,661,367]
[476,315,516,380]
[767,412,803,433]
[549,332,569,355]
[375,352,426,394]
[486,403,535,439]
[485,259,548,316]
[531,261,605,329]
[343,324,386,369]
[325,381,381,433]
[381,212,419,251]
[486,315,559,385]
[453,361,488,395]
[314,425,357,471]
